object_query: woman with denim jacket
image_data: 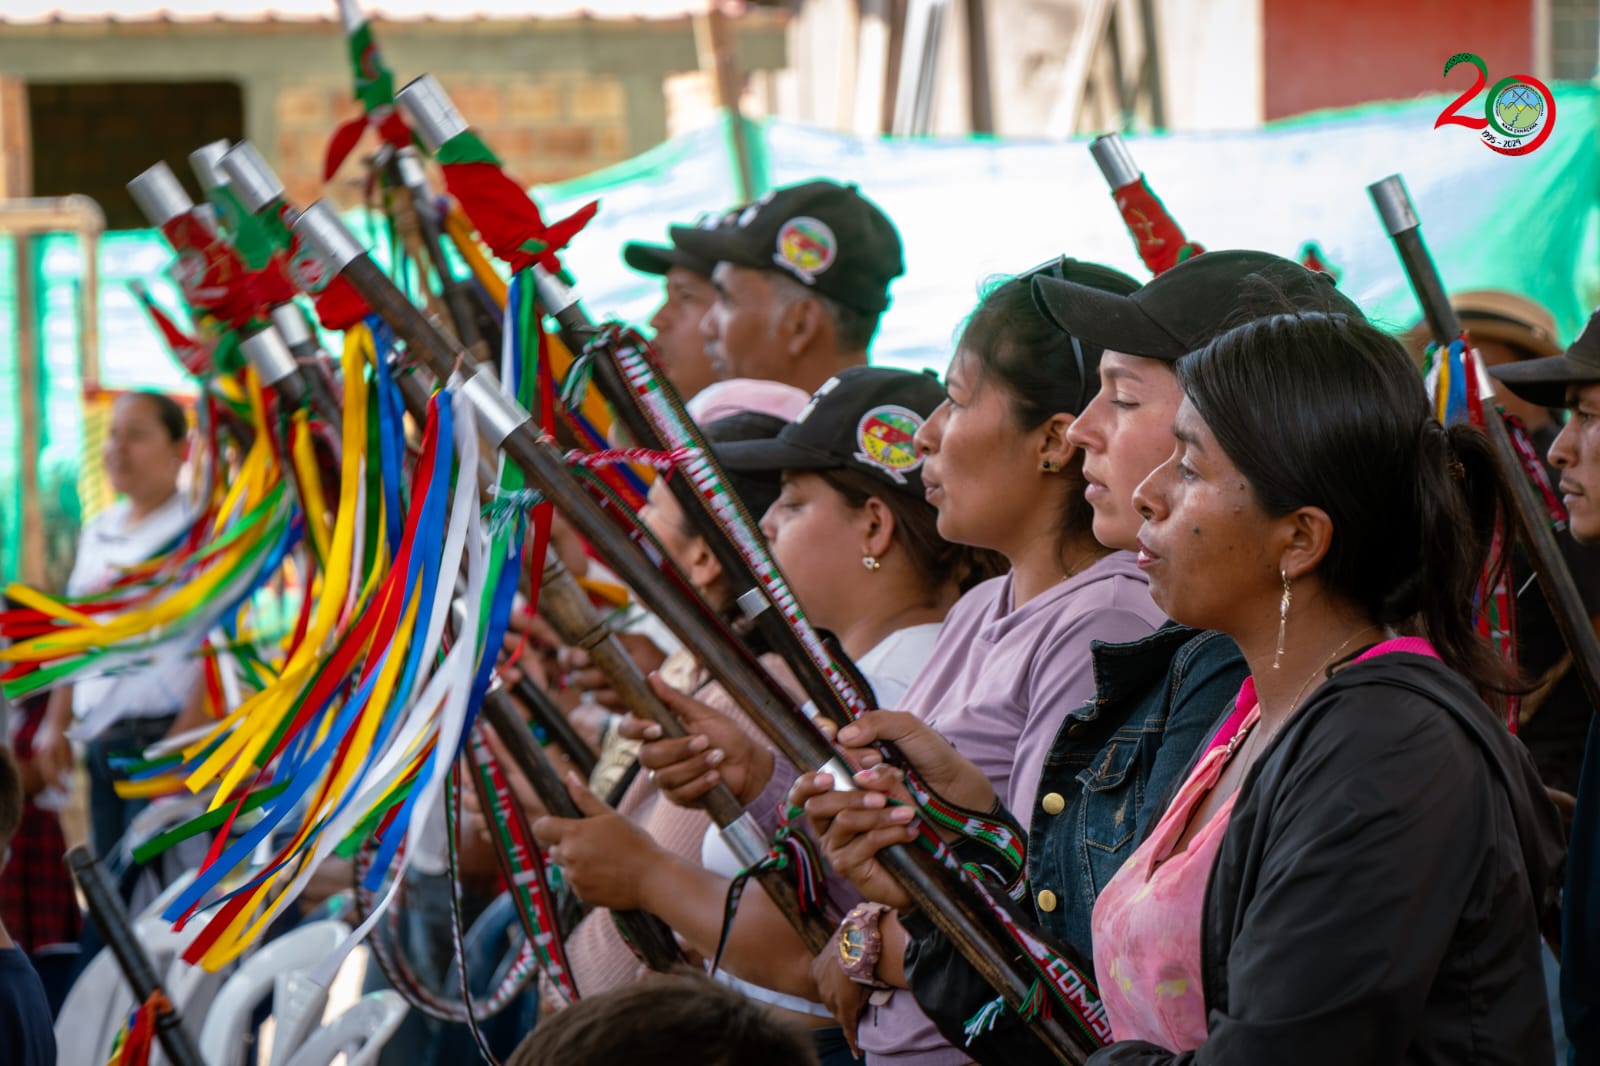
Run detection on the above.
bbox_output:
[795,252,1368,1065]
[619,263,1167,1066]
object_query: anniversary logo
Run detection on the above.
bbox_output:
[1435,51,1556,156]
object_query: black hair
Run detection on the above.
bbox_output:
[123,391,188,443]
[958,275,1100,545]
[507,968,818,1066]
[814,467,1006,595]
[1179,311,1515,695]
[666,412,788,645]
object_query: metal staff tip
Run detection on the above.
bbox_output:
[531,265,579,316]
[239,327,298,387]
[291,201,366,273]
[396,75,469,154]
[337,0,364,35]
[270,304,314,348]
[1368,174,1419,237]
[127,162,193,227]
[1090,133,1141,189]
[220,142,285,215]
[189,140,232,193]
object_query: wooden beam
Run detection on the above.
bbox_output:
[0,77,28,201]
[696,2,758,202]
[963,0,993,133]
[15,235,46,589]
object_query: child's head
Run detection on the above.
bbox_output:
[508,970,819,1066]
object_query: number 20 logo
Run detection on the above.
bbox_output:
[1435,52,1556,156]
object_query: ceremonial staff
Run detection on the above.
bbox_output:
[67,847,206,1066]
[1369,174,1600,717]
[225,229,682,975]
[1089,133,1204,275]
[365,202,837,953]
[293,201,1108,1063]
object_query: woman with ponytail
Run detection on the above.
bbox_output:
[1077,310,1564,1062]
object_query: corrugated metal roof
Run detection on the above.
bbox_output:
[1,0,719,23]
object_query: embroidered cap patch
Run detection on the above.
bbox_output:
[773,216,837,283]
[854,404,924,483]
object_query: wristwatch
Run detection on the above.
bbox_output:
[837,902,893,988]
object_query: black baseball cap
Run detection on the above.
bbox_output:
[669,180,905,314]
[1490,309,1600,408]
[622,232,716,279]
[1030,249,1365,360]
[715,366,944,499]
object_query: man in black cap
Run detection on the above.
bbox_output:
[622,231,722,402]
[1489,309,1600,1065]
[669,179,905,394]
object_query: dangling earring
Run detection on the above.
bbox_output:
[861,555,881,571]
[1040,458,1062,473]
[1274,570,1291,670]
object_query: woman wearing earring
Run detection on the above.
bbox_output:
[613,268,1170,1064]
[536,366,995,1065]
[1072,311,1564,1062]
[795,252,1490,1064]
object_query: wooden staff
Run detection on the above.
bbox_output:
[243,298,682,969]
[375,266,835,954]
[67,847,207,1066]
[1369,174,1600,717]
[534,272,874,732]
[293,201,1103,1063]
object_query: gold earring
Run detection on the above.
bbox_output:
[1040,458,1062,473]
[1274,570,1291,670]
[862,555,881,571]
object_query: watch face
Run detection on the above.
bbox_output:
[840,924,867,966]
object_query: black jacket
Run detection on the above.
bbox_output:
[1089,651,1565,1065]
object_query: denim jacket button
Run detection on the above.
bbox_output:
[1041,792,1065,816]
[1036,889,1058,912]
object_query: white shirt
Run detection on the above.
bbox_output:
[67,493,201,738]
[699,621,945,1014]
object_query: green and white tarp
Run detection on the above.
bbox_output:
[2,84,1597,585]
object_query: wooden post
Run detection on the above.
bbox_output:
[15,234,45,589]
[963,0,993,133]
[0,77,44,588]
[0,77,28,200]
[695,2,758,202]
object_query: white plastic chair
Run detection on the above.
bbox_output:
[196,920,351,1066]
[53,943,134,1066]
[54,870,203,1065]
[263,970,333,1066]
[282,991,409,1066]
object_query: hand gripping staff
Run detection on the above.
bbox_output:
[394,329,838,957]
[293,202,1112,1063]
[1370,175,1600,721]
[1089,133,1204,275]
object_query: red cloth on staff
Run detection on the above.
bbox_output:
[1112,178,1204,276]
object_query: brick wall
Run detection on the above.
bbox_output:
[273,71,632,209]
